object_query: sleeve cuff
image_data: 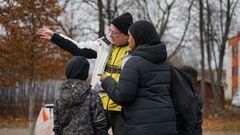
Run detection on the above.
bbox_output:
[102,76,116,92]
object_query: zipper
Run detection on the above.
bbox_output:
[110,47,121,76]
[106,47,122,110]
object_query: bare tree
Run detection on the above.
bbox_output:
[199,0,207,115]
[60,0,121,39]
[127,0,201,64]
[205,0,238,115]
[205,0,216,115]
[97,0,105,37]
[168,0,195,59]
[130,0,176,39]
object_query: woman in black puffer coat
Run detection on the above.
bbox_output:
[100,20,177,135]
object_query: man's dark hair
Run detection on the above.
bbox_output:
[180,65,198,79]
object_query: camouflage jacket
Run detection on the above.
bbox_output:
[54,79,109,135]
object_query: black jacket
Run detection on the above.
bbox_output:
[51,33,97,58]
[102,43,177,135]
[54,80,109,135]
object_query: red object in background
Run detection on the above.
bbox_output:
[196,80,225,110]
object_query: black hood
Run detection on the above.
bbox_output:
[129,20,167,63]
[133,42,167,63]
[61,79,91,98]
[129,20,160,47]
[56,79,91,111]
[66,56,89,80]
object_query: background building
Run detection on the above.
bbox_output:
[226,33,240,99]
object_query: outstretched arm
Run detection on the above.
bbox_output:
[36,28,97,58]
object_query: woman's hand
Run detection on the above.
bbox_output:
[97,74,106,82]
[36,28,54,41]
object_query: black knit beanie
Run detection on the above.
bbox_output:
[111,12,133,35]
[66,56,89,80]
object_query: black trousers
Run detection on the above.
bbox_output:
[107,111,126,135]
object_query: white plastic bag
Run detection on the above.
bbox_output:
[35,104,54,135]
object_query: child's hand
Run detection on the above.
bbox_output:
[97,74,106,82]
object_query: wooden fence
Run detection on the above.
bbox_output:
[0,80,62,116]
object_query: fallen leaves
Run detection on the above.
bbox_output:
[203,109,240,131]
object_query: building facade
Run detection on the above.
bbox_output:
[226,33,240,99]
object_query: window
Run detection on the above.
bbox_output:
[232,66,238,77]
[232,45,238,56]
[232,67,235,76]
[236,65,238,76]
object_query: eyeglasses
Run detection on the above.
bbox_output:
[109,29,123,37]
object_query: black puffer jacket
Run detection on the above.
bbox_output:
[102,20,177,135]
[102,43,177,135]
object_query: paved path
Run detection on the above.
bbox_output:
[0,129,239,135]
[0,129,28,135]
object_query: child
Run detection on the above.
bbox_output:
[180,65,203,135]
[53,56,109,135]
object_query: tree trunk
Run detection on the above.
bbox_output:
[167,0,194,59]
[205,0,219,115]
[213,0,237,115]
[29,3,37,134]
[97,0,105,37]
[106,0,112,26]
[199,0,206,116]
[28,81,35,135]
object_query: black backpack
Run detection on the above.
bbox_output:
[170,65,198,135]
